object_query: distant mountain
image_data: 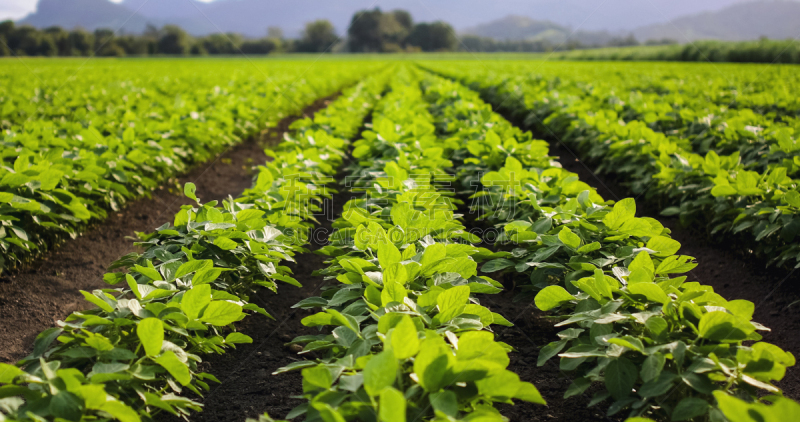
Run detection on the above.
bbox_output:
[462,15,621,45]
[120,0,212,20]
[463,16,565,41]
[18,0,157,33]
[632,0,800,41]
[14,0,800,41]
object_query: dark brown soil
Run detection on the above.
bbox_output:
[453,80,800,400]
[0,95,337,364]
[180,177,348,422]
[172,179,606,422]
[482,289,617,421]
[5,82,798,422]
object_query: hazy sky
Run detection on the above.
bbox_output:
[0,0,781,30]
[0,0,206,19]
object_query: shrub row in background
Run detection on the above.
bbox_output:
[552,40,800,64]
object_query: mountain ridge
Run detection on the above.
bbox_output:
[15,0,800,42]
[462,1,800,43]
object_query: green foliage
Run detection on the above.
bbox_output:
[0,68,392,422]
[275,67,544,422]
[421,59,800,269]
[0,59,380,274]
[414,68,799,421]
[296,20,339,53]
[555,39,800,64]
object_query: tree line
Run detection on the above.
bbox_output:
[3,7,749,59]
[0,21,296,57]
[0,8,459,57]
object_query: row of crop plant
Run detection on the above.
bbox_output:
[0,68,391,422]
[0,60,383,274]
[260,66,545,422]
[414,70,799,422]
[249,66,800,422]
[4,64,798,422]
[419,62,800,270]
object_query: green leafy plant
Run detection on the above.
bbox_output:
[420,60,800,269]
[0,59,384,274]
[274,66,545,422]
[413,69,798,421]
[0,70,392,422]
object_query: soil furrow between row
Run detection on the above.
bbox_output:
[0,95,337,363]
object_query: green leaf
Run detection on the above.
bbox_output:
[638,372,677,397]
[437,285,470,312]
[132,264,163,281]
[81,290,115,312]
[629,251,654,278]
[430,390,458,417]
[225,332,253,344]
[154,351,191,386]
[671,397,709,421]
[103,272,126,285]
[537,340,567,366]
[391,315,420,360]
[627,283,670,304]
[381,280,408,306]
[646,236,681,257]
[698,311,755,342]
[137,318,164,357]
[608,336,644,353]
[38,169,64,191]
[0,363,24,383]
[414,337,451,392]
[213,236,238,250]
[199,301,242,326]
[99,401,141,422]
[192,268,224,285]
[175,259,213,279]
[420,243,446,275]
[603,198,636,230]
[711,183,738,197]
[302,312,336,327]
[640,354,666,383]
[604,357,637,400]
[558,226,581,249]
[456,331,510,369]
[31,327,62,358]
[184,182,198,203]
[515,382,546,404]
[379,387,406,422]
[504,220,532,232]
[378,242,402,270]
[301,366,332,392]
[383,263,408,286]
[578,242,601,253]
[50,391,82,421]
[364,351,397,396]
[784,190,800,208]
[645,317,668,340]
[534,285,575,311]
[182,284,212,320]
[475,369,524,400]
[481,258,515,273]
